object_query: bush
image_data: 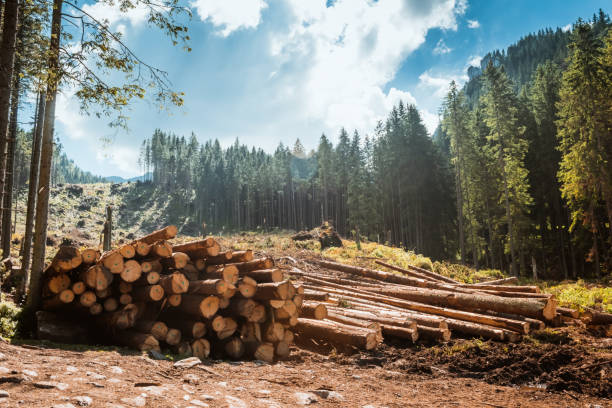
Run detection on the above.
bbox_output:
[0,299,22,339]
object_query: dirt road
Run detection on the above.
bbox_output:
[0,340,609,408]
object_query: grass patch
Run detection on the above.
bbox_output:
[0,298,22,339]
[543,281,612,313]
[322,239,434,271]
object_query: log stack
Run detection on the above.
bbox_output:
[39,226,301,362]
[40,228,610,357]
[283,258,610,348]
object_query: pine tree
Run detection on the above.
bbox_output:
[556,20,612,275]
[482,61,532,276]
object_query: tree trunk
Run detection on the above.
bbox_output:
[1,66,20,257]
[500,154,517,276]
[0,0,20,244]
[26,0,63,311]
[20,92,45,286]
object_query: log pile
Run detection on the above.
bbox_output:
[39,228,610,357]
[284,258,611,349]
[39,226,301,363]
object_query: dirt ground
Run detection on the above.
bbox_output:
[0,336,610,408]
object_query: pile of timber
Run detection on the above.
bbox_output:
[40,226,301,362]
[284,258,612,349]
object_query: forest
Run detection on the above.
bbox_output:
[0,3,610,310]
[134,11,612,280]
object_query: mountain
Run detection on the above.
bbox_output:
[104,173,152,183]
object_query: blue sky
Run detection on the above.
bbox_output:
[53,0,610,177]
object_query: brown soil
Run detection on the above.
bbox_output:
[0,339,610,408]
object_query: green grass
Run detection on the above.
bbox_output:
[0,297,22,339]
[543,281,612,313]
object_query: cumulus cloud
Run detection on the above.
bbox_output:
[55,91,88,141]
[433,39,452,55]
[418,70,468,98]
[467,55,482,67]
[192,0,268,36]
[96,145,141,176]
[81,1,149,29]
[271,0,466,136]
[419,109,439,135]
[467,19,480,28]
[562,23,571,32]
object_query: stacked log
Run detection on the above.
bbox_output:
[39,226,302,362]
[280,258,605,347]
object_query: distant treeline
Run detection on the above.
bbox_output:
[139,12,612,279]
[12,131,106,189]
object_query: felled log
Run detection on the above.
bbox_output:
[49,246,82,273]
[300,301,328,319]
[474,276,518,285]
[303,289,329,301]
[133,320,169,341]
[375,260,446,283]
[224,337,245,360]
[119,244,136,259]
[296,318,379,350]
[36,311,91,344]
[380,324,419,342]
[81,248,100,265]
[253,281,292,300]
[43,289,75,310]
[138,225,178,245]
[131,284,165,302]
[206,265,239,284]
[188,279,227,296]
[159,272,189,295]
[455,283,540,293]
[416,325,451,342]
[172,237,215,253]
[165,328,182,346]
[101,251,124,274]
[191,338,211,359]
[226,258,274,273]
[583,309,612,325]
[47,274,71,294]
[161,252,190,269]
[241,268,284,283]
[152,241,173,258]
[307,280,529,333]
[178,294,220,318]
[363,285,556,321]
[114,330,160,351]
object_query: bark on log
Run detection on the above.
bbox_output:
[300,301,328,319]
[416,325,451,342]
[363,285,556,321]
[225,258,274,273]
[188,279,227,296]
[206,265,239,284]
[253,281,292,300]
[375,260,445,283]
[138,225,178,245]
[296,318,379,350]
[241,268,284,283]
[172,237,215,253]
[307,280,529,333]
[474,277,518,285]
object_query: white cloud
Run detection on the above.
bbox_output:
[418,70,468,98]
[433,39,452,55]
[55,91,88,140]
[467,55,482,67]
[271,0,466,136]
[562,23,571,32]
[95,145,141,176]
[419,109,439,134]
[467,19,480,29]
[192,0,268,36]
[81,1,149,29]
